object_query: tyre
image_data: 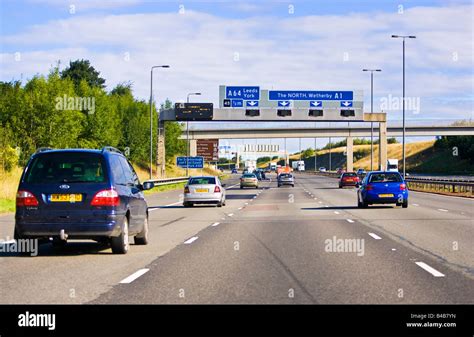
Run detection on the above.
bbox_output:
[292,184,295,187]
[111,216,130,254]
[240,185,243,189]
[134,216,149,245]
[14,227,24,241]
[278,184,281,187]
[339,185,342,188]
[402,200,408,208]
[256,186,258,189]
[52,238,67,248]
[217,201,222,207]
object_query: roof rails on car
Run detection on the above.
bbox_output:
[101,146,123,155]
[35,147,53,154]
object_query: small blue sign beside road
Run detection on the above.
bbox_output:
[310,101,322,107]
[340,101,353,107]
[226,86,260,100]
[231,99,243,108]
[278,101,291,107]
[269,91,353,101]
[177,156,204,169]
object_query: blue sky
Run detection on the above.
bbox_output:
[1,0,473,154]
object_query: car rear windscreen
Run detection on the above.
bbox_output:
[188,177,216,185]
[343,173,357,177]
[280,174,292,178]
[369,173,402,183]
[242,174,256,178]
[25,152,107,184]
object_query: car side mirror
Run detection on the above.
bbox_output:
[141,181,155,190]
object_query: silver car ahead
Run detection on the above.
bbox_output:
[183,176,226,207]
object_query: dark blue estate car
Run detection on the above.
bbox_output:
[14,147,154,254]
[357,171,408,208]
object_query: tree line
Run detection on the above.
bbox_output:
[0,60,186,172]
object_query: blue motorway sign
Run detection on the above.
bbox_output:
[226,86,260,100]
[340,101,353,107]
[310,100,322,107]
[246,100,259,107]
[231,99,243,108]
[269,91,353,101]
[176,156,204,169]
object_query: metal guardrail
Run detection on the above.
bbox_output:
[299,171,474,197]
[145,176,189,186]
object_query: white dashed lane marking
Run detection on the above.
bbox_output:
[415,262,445,277]
[346,219,355,223]
[119,269,149,284]
[368,232,382,240]
[211,222,220,227]
[184,236,199,244]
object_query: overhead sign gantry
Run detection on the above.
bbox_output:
[161,85,364,122]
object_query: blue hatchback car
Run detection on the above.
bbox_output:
[357,171,408,208]
[14,147,154,254]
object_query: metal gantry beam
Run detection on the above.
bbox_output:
[180,126,474,139]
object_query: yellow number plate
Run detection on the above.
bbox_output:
[195,189,209,193]
[378,194,394,198]
[50,194,83,202]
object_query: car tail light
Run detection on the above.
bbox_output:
[91,189,119,206]
[184,186,190,194]
[214,186,221,193]
[400,183,406,190]
[366,185,374,191]
[16,190,39,206]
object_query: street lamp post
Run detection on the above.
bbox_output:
[185,92,201,177]
[392,35,416,178]
[149,65,170,179]
[362,68,382,171]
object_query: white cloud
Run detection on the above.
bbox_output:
[1,4,472,122]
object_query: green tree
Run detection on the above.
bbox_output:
[61,59,106,89]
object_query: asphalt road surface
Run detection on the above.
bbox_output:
[1,173,473,304]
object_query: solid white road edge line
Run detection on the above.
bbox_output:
[211,222,220,227]
[149,201,182,212]
[346,219,355,223]
[437,208,448,212]
[415,262,445,277]
[119,269,150,284]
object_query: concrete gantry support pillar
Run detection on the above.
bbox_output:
[189,139,197,157]
[379,121,388,171]
[346,136,353,172]
[157,120,166,178]
[363,113,387,171]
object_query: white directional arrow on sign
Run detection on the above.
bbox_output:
[310,101,322,107]
[247,101,258,106]
[341,101,352,107]
[278,101,290,107]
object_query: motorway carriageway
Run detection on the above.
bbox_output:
[0,173,473,304]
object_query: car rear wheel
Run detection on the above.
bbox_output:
[111,217,130,254]
[134,216,149,245]
[402,201,408,208]
[240,185,243,189]
[52,238,67,248]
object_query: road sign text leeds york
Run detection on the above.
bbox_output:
[177,156,204,169]
[225,86,260,100]
[269,91,353,101]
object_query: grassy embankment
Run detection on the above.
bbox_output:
[260,140,473,174]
